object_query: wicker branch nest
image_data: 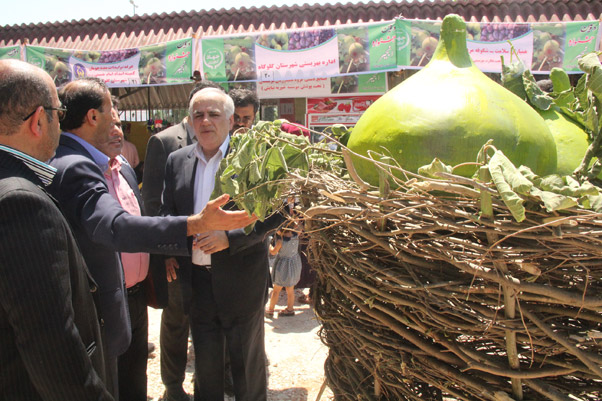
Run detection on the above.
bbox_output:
[291,168,602,401]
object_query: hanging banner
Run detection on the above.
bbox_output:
[201,38,227,82]
[26,46,74,86]
[257,78,331,99]
[256,29,338,81]
[24,38,193,87]
[467,31,534,72]
[0,46,21,60]
[201,35,257,82]
[368,22,398,71]
[330,72,387,94]
[395,20,412,67]
[563,21,599,71]
[5,18,601,90]
[401,20,600,74]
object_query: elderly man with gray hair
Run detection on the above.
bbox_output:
[160,87,283,401]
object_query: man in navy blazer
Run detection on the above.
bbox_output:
[161,88,282,401]
[0,60,112,400]
[48,78,256,399]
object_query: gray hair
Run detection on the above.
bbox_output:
[189,87,234,119]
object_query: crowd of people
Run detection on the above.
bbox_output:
[0,59,312,401]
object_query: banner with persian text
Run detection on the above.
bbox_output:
[6,19,600,89]
[24,38,193,87]
[400,19,600,73]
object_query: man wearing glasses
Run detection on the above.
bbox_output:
[47,78,256,400]
[0,60,113,400]
[228,88,259,134]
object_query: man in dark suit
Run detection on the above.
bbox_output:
[47,78,256,400]
[161,87,282,401]
[142,81,223,401]
[0,60,112,400]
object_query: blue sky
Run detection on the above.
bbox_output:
[0,0,394,26]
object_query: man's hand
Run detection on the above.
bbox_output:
[193,231,229,254]
[187,194,257,235]
[165,257,180,282]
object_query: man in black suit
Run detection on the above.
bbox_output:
[161,87,282,401]
[142,81,223,401]
[0,60,112,400]
[47,78,256,400]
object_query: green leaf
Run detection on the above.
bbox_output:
[417,158,453,178]
[488,151,533,222]
[585,194,602,212]
[248,160,262,185]
[550,67,572,93]
[578,52,602,98]
[523,69,554,111]
[500,55,528,100]
[529,187,578,212]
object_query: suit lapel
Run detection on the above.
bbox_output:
[181,147,197,215]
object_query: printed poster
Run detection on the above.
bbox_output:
[25,38,193,88]
[0,46,21,60]
[368,22,397,71]
[467,32,534,72]
[255,28,338,81]
[564,21,600,71]
[257,78,331,99]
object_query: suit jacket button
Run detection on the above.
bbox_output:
[90,285,97,293]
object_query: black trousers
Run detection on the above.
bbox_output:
[160,278,190,392]
[117,285,148,401]
[189,268,267,401]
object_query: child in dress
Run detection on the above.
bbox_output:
[266,225,302,317]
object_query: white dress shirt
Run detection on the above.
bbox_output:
[191,135,230,266]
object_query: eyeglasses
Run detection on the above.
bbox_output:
[22,106,68,122]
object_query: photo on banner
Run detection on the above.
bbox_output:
[255,27,339,82]
[24,38,193,87]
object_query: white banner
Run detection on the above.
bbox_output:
[255,37,339,81]
[70,54,142,87]
[257,77,331,99]
[467,32,534,73]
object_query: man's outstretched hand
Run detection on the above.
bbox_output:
[187,194,257,235]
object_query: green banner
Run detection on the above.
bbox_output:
[563,21,599,71]
[0,46,21,60]
[358,72,387,93]
[368,22,397,71]
[202,38,227,81]
[395,20,411,67]
[26,46,74,86]
[165,38,194,83]
[24,38,193,87]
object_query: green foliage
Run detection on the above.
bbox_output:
[211,120,346,228]
[501,49,602,180]
[422,146,602,222]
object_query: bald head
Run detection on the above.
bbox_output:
[0,59,55,136]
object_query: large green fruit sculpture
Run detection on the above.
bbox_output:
[538,108,599,177]
[347,14,557,185]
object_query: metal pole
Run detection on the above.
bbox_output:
[147,86,151,131]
